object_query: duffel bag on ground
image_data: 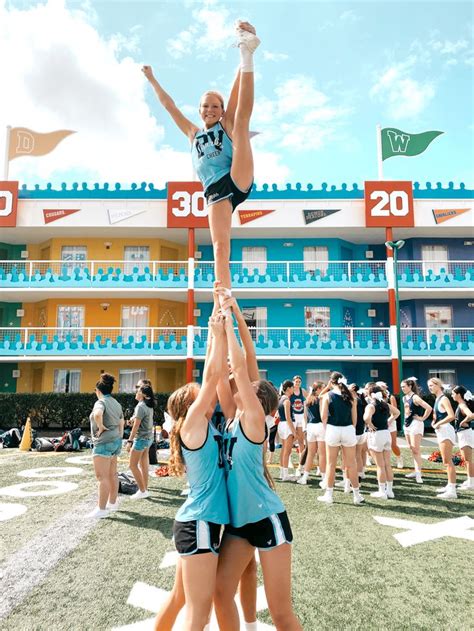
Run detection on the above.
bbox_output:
[32,437,55,452]
[118,472,138,495]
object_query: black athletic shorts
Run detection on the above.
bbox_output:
[225,511,293,550]
[204,172,252,212]
[173,519,222,556]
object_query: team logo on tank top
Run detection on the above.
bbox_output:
[194,128,224,159]
[292,396,304,413]
[214,434,238,469]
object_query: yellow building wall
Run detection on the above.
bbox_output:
[26,238,187,262]
[17,361,186,393]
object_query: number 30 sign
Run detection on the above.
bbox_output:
[167,182,209,228]
[364,181,414,228]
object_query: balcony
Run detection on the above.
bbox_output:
[397,261,473,287]
[0,327,472,360]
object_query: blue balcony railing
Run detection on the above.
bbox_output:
[0,327,471,358]
[397,261,474,287]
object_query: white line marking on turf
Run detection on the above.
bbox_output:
[18,466,84,478]
[0,481,78,497]
[159,551,179,568]
[113,581,275,630]
[374,515,474,547]
[0,502,27,522]
[0,494,99,621]
[65,454,94,465]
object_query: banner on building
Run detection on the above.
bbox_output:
[167,181,208,228]
[0,181,19,227]
[8,127,75,161]
[303,208,341,225]
[43,208,80,224]
[239,209,275,225]
[364,181,414,228]
[108,208,146,225]
[432,207,470,225]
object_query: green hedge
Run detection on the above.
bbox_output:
[0,392,170,430]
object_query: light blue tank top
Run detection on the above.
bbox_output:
[175,422,229,525]
[224,418,284,528]
[191,122,233,191]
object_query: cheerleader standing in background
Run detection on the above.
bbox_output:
[297,381,326,485]
[428,378,457,499]
[278,380,297,482]
[318,372,364,505]
[451,385,474,491]
[290,375,308,477]
[349,383,368,481]
[377,381,403,469]
[401,378,432,484]
[364,384,400,499]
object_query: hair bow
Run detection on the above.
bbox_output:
[465,390,474,401]
[373,391,384,401]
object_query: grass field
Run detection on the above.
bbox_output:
[0,443,473,631]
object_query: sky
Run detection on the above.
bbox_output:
[1,0,473,189]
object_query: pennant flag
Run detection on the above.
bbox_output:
[8,127,75,161]
[432,208,470,225]
[381,128,443,161]
[108,208,146,224]
[43,209,80,224]
[303,208,341,225]
[238,209,275,225]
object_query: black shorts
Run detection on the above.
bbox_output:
[204,173,252,212]
[173,519,222,556]
[225,511,293,550]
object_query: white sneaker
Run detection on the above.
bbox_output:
[130,490,149,500]
[294,468,302,478]
[436,490,457,500]
[317,492,334,504]
[366,456,373,466]
[281,474,297,482]
[353,493,365,505]
[386,489,395,499]
[86,507,109,519]
[344,481,352,494]
[370,491,388,500]
[296,476,308,485]
[415,475,423,484]
[236,28,261,53]
[405,472,417,479]
[396,457,404,469]
[458,479,469,489]
[106,500,120,511]
[334,479,346,488]
[319,479,327,489]
[436,485,448,494]
[316,467,321,477]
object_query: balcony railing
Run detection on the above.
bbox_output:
[0,327,471,358]
[397,261,474,287]
[0,259,472,289]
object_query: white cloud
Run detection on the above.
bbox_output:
[340,10,360,23]
[263,50,289,62]
[167,1,236,60]
[370,58,435,120]
[0,0,192,187]
[430,38,469,55]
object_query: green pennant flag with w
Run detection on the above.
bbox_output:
[381,128,443,161]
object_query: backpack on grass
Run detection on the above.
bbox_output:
[118,472,138,495]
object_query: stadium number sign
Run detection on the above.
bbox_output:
[0,181,19,227]
[167,181,209,228]
[364,181,414,227]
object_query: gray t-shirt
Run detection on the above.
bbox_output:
[90,395,123,445]
[134,401,154,440]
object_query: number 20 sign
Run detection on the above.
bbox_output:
[364,181,414,228]
[167,181,208,228]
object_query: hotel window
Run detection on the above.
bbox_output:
[242,306,268,341]
[306,369,331,390]
[303,246,329,275]
[61,246,87,274]
[121,305,149,340]
[119,369,146,392]
[421,245,449,275]
[242,246,267,275]
[53,369,81,393]
[428,368,457,386]
[258,369,268,380]
[305,306,330,341]
[57,305,85,341]
[424,305,453,342]
[124,246,150,274]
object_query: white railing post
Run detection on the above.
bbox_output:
[23,327,29,349]
[287,328,291,351]
[28,261,33,284]
[350,328,354,348]
[150,327,154,350]
[87,328,91,348]
[90,261,95,285]
[152,261,156,284]
[348,261,352,280]
[286,261,290,284]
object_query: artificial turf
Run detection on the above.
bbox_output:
[0,447,472,630]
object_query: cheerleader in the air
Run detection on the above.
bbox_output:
[142,21,259,304]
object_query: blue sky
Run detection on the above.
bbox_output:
[1,0,472,188]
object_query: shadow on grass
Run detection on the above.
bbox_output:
[111,510,174,536]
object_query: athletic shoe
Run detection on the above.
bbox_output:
[236,28,261,53]
[319,479,327,489]
[358,471,366,480]
[343,481,352,494]
[296,476,307,485]
[386,489,395,499]
[436,485,448,494]
[366,456,373,466]
[396,456,404,469]
[317,492,334,504]
[281,474,297,482]
[294,468,302,478]
[405,472,417,479]
[415,475,423,484]
[316,467,321,477]
[106,500,120,512]
[86,507,109,519]
[130,490,149,500]
[353,493,365,505]
[370,491,388,500]
[436,489,457,500]
[334,479,346,488]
